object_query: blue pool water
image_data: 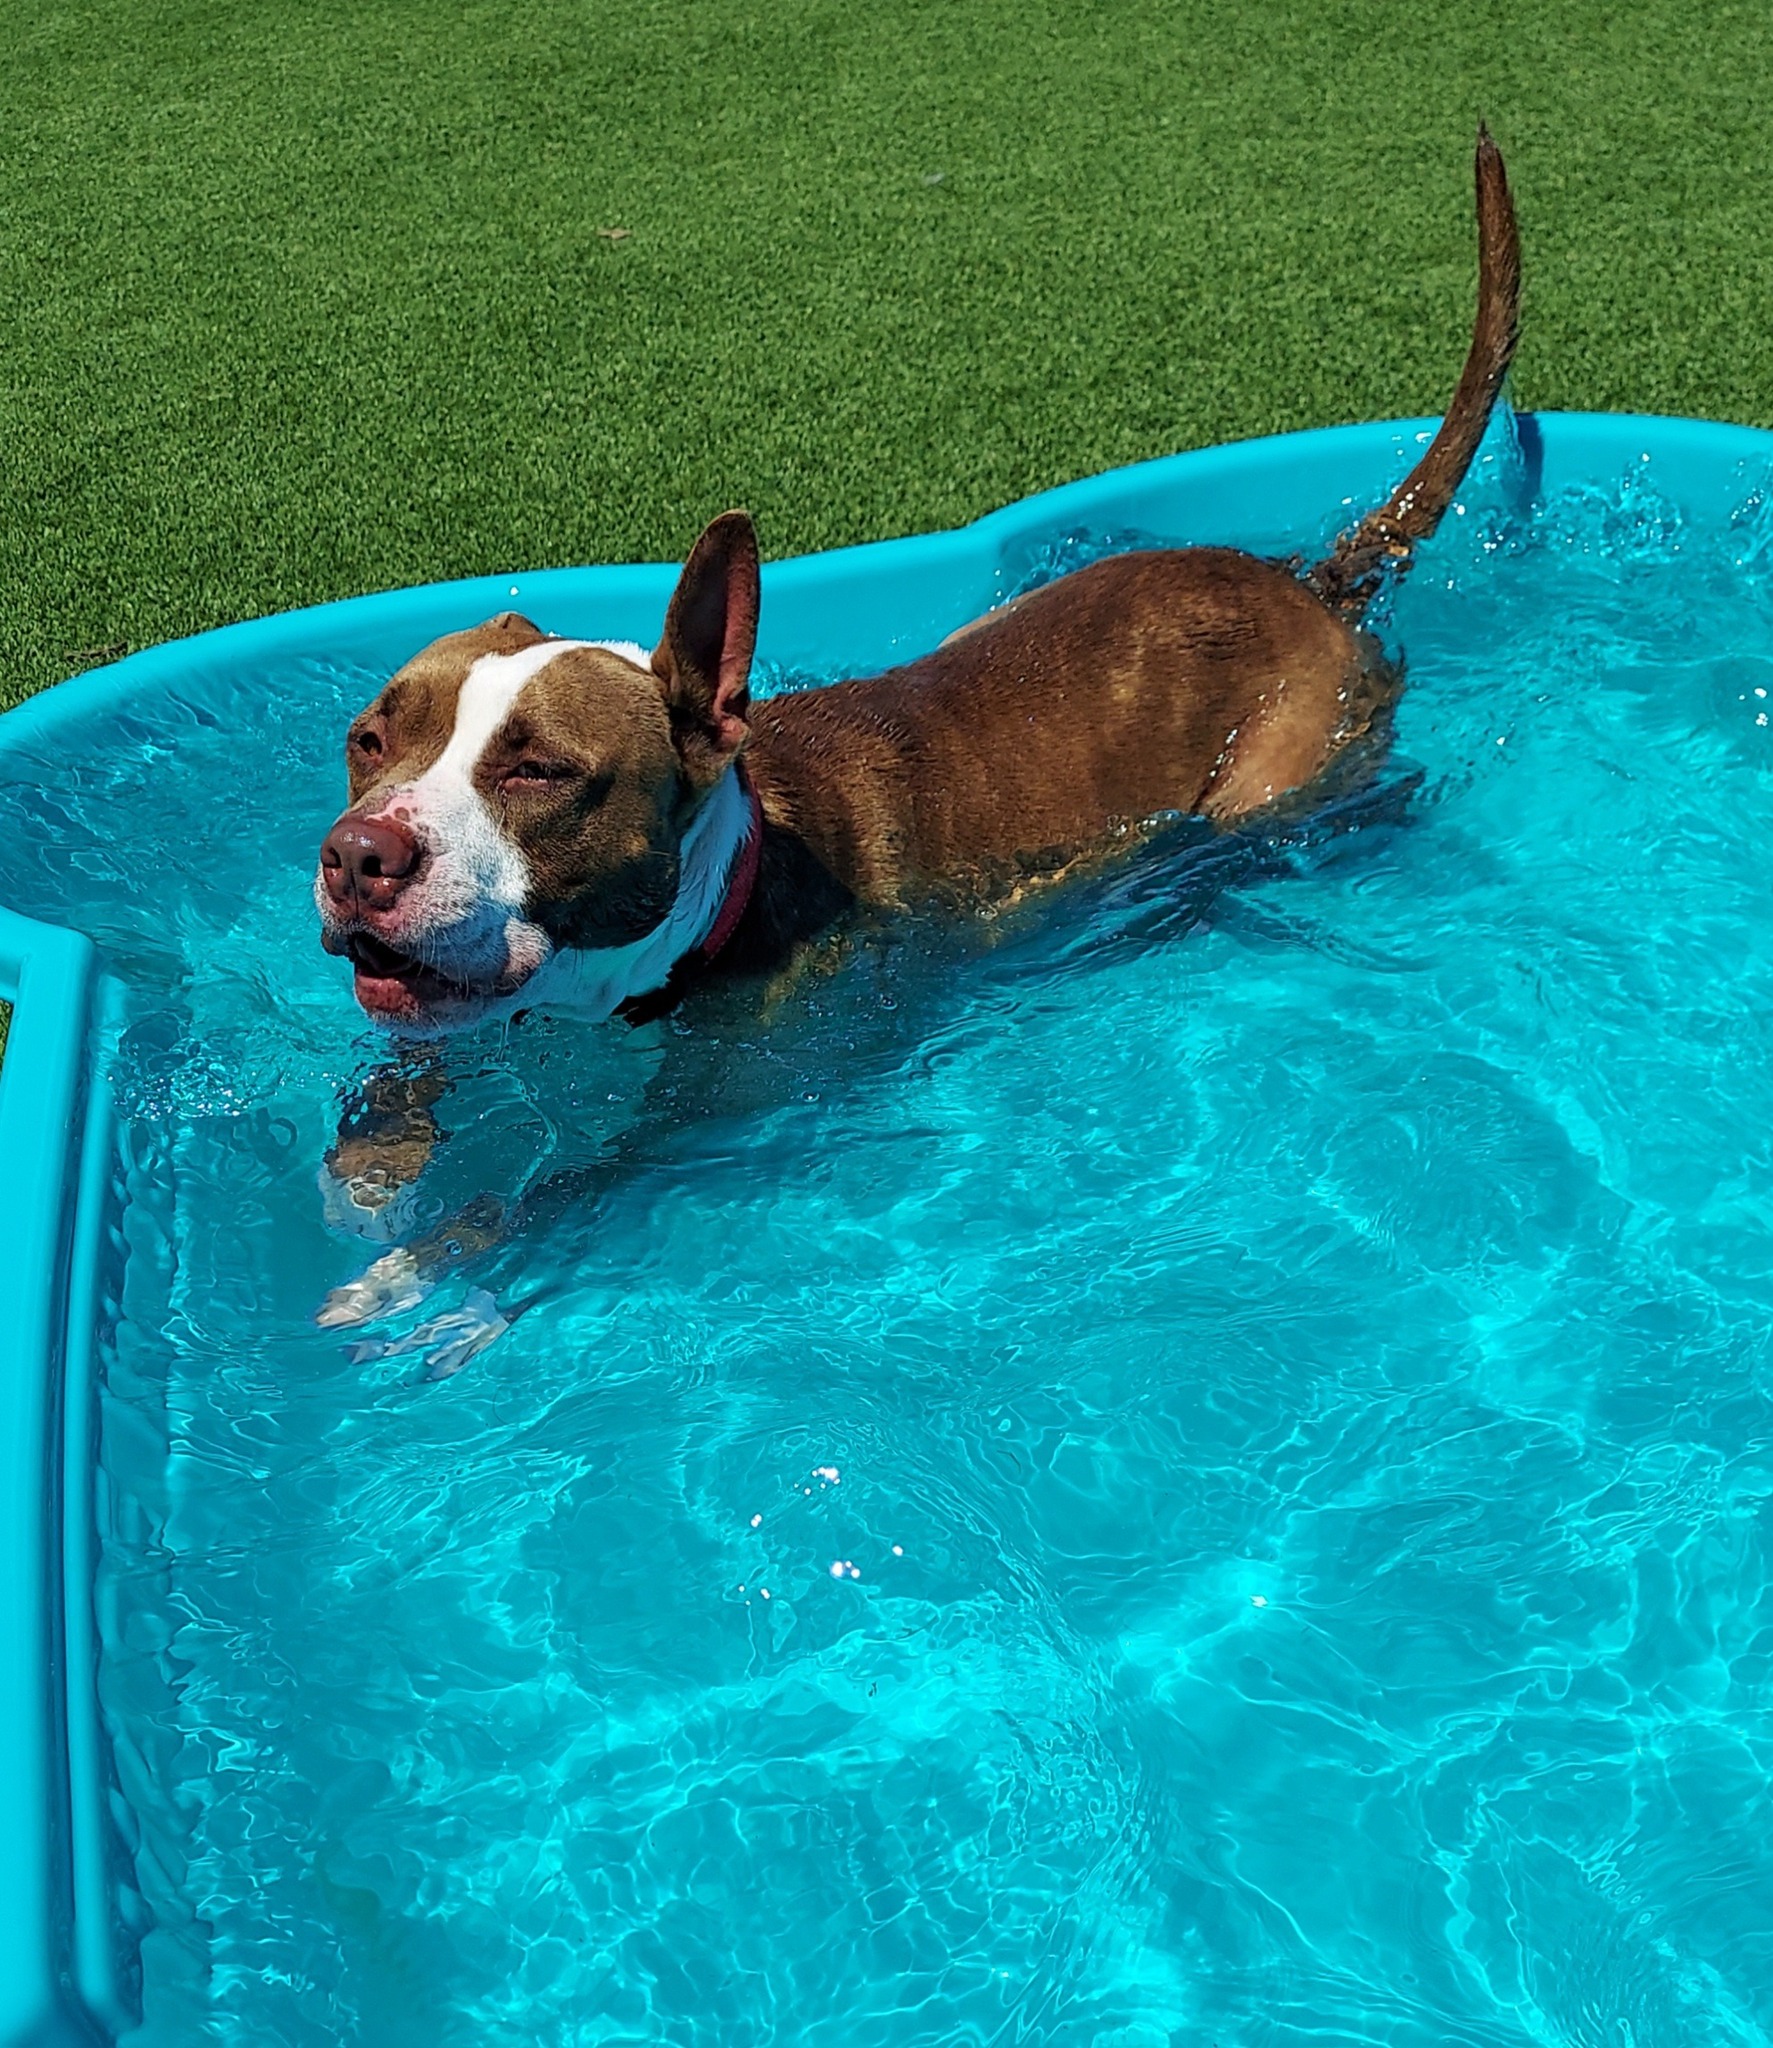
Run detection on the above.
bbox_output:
[7,463,1773,2045]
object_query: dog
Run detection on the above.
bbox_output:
[314,128,1519,1346]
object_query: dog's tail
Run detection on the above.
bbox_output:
[1307,126,1521,619]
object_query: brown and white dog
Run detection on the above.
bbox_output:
[315,130,1519,1334]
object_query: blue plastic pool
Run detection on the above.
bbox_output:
[6,412,1773,2045]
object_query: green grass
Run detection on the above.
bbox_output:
[1,0,1772,715]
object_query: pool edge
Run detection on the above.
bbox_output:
[7,405,1773,2045]
[0,907,106,2046]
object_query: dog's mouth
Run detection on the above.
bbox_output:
[322,926,501,1017]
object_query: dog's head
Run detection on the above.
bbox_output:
[316,512,759,1031]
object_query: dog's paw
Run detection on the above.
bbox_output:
[413,1289,512,1380]
[339,1288,512,1380]
[315,1247,432,1329]
[317,1156,424,1244]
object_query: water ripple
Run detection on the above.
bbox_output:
[6,481,1772,2042]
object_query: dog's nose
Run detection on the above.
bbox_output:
[321,813,421,911]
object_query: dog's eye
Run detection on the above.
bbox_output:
[504,760,575,789]
[352,726,384,758]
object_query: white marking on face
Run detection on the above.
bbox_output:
[362,639,590,993]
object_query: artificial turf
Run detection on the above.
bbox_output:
[1,0,1772,718]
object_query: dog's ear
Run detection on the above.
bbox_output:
[652,511,759,785]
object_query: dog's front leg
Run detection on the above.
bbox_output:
[316,1191,508,1335]
[313,1016,763,1357]
[315,965,882,1370]
[319,1058,451,1242]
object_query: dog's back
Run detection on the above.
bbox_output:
[746,129,1519,921]
[751,545,1378,906]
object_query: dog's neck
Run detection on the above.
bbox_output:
[522,761,754,1018]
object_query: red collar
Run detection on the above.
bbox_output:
[698,765,764,963]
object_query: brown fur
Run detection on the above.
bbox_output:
[684,129,1519,992]
[656,550,1393,1002]
[479,644,690,947]
[752,550,1381,901]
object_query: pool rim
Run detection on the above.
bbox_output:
[3,404,1772,2046]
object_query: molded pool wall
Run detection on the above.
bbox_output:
[2,410,1769,2045]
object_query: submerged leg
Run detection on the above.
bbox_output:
[319,1058,450,1242]
[316,1193,509,1328]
